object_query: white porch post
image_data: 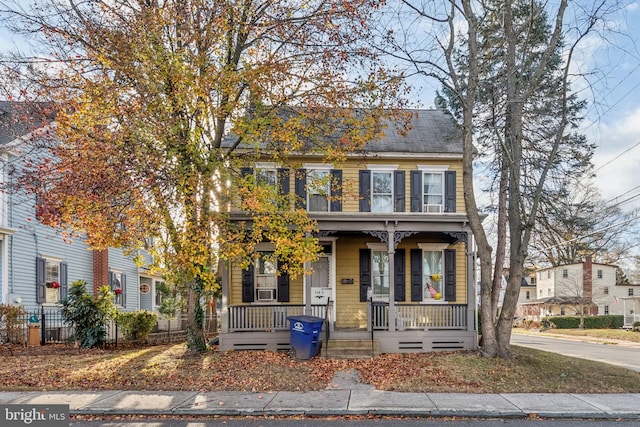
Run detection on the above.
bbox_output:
[220,260,229,333]
[387,224,396,332]
[466,232,476,333]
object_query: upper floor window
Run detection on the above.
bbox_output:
[359,166,403,213]
[547,288,551,296]
[604,286,609,295]
[530,277,536,285]
[422,172,444,213]
[372,171,394,212]
[629,288,635,297]
[241,163,289,209]
[562,269,568,278]
[525,291,530,300]
[597,269,603,279]
[297,166,341,212]
[604,305,609,315]
[547,271,551,279]
[307,169,330,211]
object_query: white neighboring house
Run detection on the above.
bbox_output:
[518,257,622,322]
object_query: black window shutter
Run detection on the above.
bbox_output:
[36,257,46,304]
[359,249,371,302]
[330,169,342,212]
[410,249,422,301]
[242,263,255,302]
[109,271,114,289]
[121,273,127,308]
[444,249,456,301]
[59,262,68,301]
[445,171,456,213]
[277,168,290,210]
[240,167,252,178]
[394,249,406,301]
[359,170,371,212]
[410,171,422,212]
[295,168,307,210]
[394,170,405,212]
[277,260,290,302]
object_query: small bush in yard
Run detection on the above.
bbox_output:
[117,310,158,342]
[61,281,117,348]
[545,315,624,329]
[633,321,640,332]
[0,304,27,344]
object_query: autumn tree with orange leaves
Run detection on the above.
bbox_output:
[0,0,407,351]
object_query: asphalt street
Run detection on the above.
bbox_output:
[510,332,640,372]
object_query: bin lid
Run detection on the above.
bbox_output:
[28,315,39,323]
[287,315,324,323]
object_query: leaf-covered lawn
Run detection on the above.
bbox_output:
[1,343,639,393]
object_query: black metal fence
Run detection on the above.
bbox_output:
[2,308,218,348]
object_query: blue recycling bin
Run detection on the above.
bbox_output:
[287,315,324,359]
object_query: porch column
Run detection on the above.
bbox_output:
[465,232,476,333]
[221,260,229,333]
[387,224,396,332]
[304,267,312,316]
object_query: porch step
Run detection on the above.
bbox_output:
[324,339,379,359]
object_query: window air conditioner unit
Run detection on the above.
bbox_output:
[257,288,276,301]
[423,204,443,213]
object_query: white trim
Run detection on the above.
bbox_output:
[255,242,276,251]
[303,163,333,170]
[41,254,64,263]
[417,165,449,171]
[367,164,399,171]
[366,242,387,251]
[255,162,279,169]
[418,243,449,251]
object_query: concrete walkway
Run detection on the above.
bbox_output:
[1,369,638,419]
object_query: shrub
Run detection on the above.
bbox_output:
[632,321,640,332]
[0,304,27,344]
[543,315,624,329]
[117,310,158,342]
[61,281,117,348]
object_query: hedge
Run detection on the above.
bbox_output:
[543,315,624,329]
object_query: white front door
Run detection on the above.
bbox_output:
[307,241,335,306]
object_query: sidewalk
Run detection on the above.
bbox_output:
[1,371,638,419]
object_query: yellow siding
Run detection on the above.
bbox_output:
[228,262,303,306]
[230,157,465,214]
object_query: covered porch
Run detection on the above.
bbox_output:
[220,300,474,353]
[621,297,640,329]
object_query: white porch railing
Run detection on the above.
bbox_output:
[373,303,467,330]
[228,305,327,331]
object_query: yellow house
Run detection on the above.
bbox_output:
[219,109,477,354]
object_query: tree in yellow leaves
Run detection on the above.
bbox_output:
[1,0,408,352]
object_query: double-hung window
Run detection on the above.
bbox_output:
[307,169,330,212]
[371,249,389,301]
[255,251,277,302]
[371,171,393,213]
[422,172,444,213]
[109,270,126,306]
[36,256,67,304]
[422,248,443,300]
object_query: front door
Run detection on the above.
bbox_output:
[307,242,334,306]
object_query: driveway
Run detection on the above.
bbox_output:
[510,331,640,372]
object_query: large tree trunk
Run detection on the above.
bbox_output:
[185,279,206,352]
